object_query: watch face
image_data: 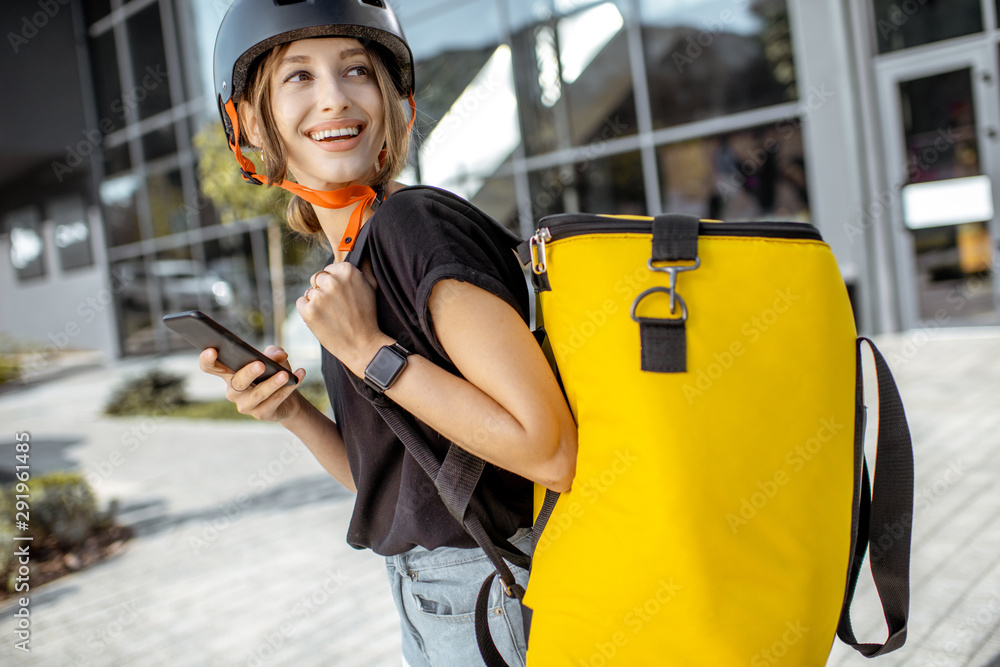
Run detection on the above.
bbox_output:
[367,346,407,390]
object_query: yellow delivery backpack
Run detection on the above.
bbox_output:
[519,213,914,666]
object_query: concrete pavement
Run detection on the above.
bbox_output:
[0,327,998,666]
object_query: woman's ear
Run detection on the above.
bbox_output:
[239,103,264,149]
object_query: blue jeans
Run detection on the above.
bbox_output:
[385,528,533,667]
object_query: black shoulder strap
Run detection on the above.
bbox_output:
[837,337,914,655]
[346,214,557,667]
[345,212,377,267]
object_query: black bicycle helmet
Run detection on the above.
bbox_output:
[212,0,415,250]
[215,0,414,150]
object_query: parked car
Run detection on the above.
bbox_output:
[118,259,233,313]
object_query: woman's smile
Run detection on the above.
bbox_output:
[305,120,367,151]
[269,38,385,189]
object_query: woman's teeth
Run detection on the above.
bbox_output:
[310,126,360,142]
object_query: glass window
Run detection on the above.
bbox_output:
[185,0,231,110]
[528,150,646,221]
[88,31,125,133]
[872,0,982,54]
[127,3,173,120]
[899,69,978,184]
[153,248,209,317]
[406,0,514,200]
[81,0,112,26]
[657,122,809,222]
[113,258,156,356]
[101,174,141,247]
[103,141,132,177]
[897,66,994,322]
[142,124,178,161]
[469,174,520,233]
[5,208,47,281]
[203,235,257,337]
[147,170,188,237]
[639,0,797,129]
[508,0,637,156]
[49,197,94,271]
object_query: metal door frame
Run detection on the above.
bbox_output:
[876,38,1000,327]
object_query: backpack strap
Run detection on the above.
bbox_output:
[837,337,914,655]
[346,215,553,666]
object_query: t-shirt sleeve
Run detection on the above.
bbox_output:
[366,189,527,361]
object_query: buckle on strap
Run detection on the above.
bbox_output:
[646,256,700,316]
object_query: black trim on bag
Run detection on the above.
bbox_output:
[533,214,825,243]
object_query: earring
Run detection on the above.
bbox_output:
[260,147,268,170]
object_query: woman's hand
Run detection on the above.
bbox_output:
[296,262,390,377]
[198,345,306,423]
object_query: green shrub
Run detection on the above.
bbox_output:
[0,355,20,385]
[0,472,123,593]
[104,368,188,416]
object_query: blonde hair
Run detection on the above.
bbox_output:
[238,40,412,241]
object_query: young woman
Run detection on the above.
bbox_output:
[205,2,577,665]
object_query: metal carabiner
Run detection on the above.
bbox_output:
[647,257,700,315]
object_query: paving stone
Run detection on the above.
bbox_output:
[0,333,998,666]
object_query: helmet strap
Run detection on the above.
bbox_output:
[222,92,417,252]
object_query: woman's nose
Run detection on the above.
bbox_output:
[318,75,350,111]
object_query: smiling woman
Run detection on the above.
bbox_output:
[202,2,577,666]
[237,38,399,239]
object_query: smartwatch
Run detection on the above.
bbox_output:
[363,343,410,394]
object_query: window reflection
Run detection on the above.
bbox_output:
[103,141,131,177]
[529,150,646,221]
[897,66,994,321]
[418,46,520,201]
[872,0,982,54]
[147,170,187,238]
[186,0,231,110]
[81,0,111,26]
[658,123,808,221]
[50,197,94,272]
[88,31,125,133]
[113,258,155,356]
[470,174,519,233]
[509,0,637,156]
[101,175,141,247]
[406,0,507,196]
[201,235,256,337]
[6,209,47,282]
[142,124,178,162]
[127,4,173,121]
[640,0,796,129]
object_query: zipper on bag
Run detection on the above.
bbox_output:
[528,215,823,276]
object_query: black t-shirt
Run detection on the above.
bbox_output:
[320,186,534,557]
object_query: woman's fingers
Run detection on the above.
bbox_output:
[229,360,267,393]
[199,345,304,423]
[199,348,234,377]
[243,368,306,417]
[263,345,291,368]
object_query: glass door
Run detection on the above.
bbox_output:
[878,47,1000,326]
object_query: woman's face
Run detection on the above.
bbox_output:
[267,37,385,191]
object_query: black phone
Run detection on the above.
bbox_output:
[162,310,298,386]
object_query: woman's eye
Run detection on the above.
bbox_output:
[346,65,369,78]
[285,71,311,83]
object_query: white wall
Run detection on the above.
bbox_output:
[1,201,117,369]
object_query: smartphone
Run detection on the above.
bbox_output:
[162,310,298,386]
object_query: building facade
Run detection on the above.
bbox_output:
[1,0,998,366]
